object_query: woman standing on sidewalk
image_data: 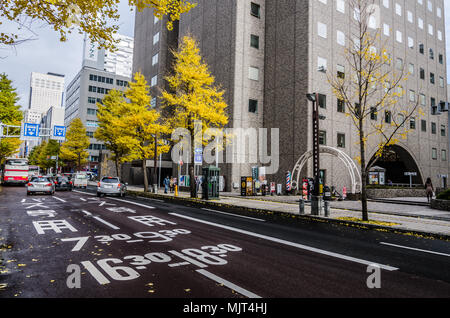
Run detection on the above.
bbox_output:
[425,177,434,203]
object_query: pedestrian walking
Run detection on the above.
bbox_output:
[169,177,174,193]
[164,176,170,194]
[425,177,434,203]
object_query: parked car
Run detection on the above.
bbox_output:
[27,176,55,195]
[55,176,73,191]
[97,177,127,197]
[73,173,88,188]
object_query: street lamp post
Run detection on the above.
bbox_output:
[306,93,323,215]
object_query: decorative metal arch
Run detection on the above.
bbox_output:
[291,146,362,194]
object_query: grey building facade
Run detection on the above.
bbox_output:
[133,0,449,192]
[64,67,131,171]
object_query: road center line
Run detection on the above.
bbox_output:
[170,213,399,271]
[380,242,450,257]
[196,269,261,298]
[201,208,265,222]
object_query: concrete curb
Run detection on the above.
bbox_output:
[127,190,450,241]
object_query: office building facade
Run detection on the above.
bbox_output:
[133,0,449,191]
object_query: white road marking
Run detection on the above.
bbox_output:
[81,261,110,285]
[196,269,261,298]
[92,216,120,230]
[72,190,156,209]
[380,242,450,257]
[170,213,399,271]
[201,208,265,222]
[109,197,155,209]
[53,196,66,203]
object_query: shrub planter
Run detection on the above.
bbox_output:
[430,199,450,211]
[366,188,426,199]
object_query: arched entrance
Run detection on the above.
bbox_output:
[368,145,423,185]
[291,146,362,194]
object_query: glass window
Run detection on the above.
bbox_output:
[251,2,261,18]
[319,130,327,145]
[249,99,258,113]
[250,34,260,49]
[410,117,416,129]
[337,99,345,113]
[421,119,427,132]
[249,66,259,81]
[336,0,345,13]
[337,30,345,46]
[385,111,392,123]
[441,125,446,137]
[442,150,447,161]
[432,148,437,160]
[318,94,326,109]
[431,122,436,134]
[318,22,327,38]
[337,133,346,148]
[370,107,377,120]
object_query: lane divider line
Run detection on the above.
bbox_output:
[170,213,399,271]
[201,208,265,222]
[380,242,450,257]
[196,269,261,298]
[53,196,66,203]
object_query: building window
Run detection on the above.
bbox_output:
[88,97,96,104]
[318,57,327,72]
[410,117,416,129]
[429,48,434,60]
[86,131,94,138]
[432,148,437,160]
[248,66,259,81]
[419,68,425,80]
[439,54,443,64]
[396,58,403,70]
[337,30,345,46]
[318,94,326,109]
[319,130,327,145]
[418,18,424,29]
[385,111,392,124]
[383,24,390,36]
[441,125,446,137]
[336,0,345,13]
[395,3,402,16]
[337,133,346,148]
[87,108,97,116]
[318,22,327,38]
[409,90,416,102]
[337,99,345,113]
[250,2,260,18]
[337,64,345,79]
[431,122,436,134]
[370,107,377,120]
[152,53,159,66]
[419,43,424,54]
[430,73,435,84]
[395,30,402,43]
[249,99,258,113]
[151,75,158,87]
[421,119,427,132]
[250,34,260,49]
[439,77,444,88]
[153,32,160,45]
[150,97,157,108]
[442,150,447,161]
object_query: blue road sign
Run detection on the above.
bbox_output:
[53,126,66,138]
[194,147,203,165]
[23,123,40,138]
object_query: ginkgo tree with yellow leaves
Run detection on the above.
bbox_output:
[0,0,196,50]
[328,0,423,221]
[161,35,229,198]
[117,72,171,193]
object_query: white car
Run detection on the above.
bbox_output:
[27,176,55,195]
[97,177,127,197]
[73,173,88,188]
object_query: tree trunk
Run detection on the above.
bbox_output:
[115,156,120,179]
[142,157,148,192]
[359,119,369,221]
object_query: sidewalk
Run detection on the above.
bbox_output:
[90,182,450,238]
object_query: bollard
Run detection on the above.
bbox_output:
[299,199,305,215]
[324,200,330,217]
[174,185,178,197]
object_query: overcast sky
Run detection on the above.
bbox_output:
[1,2,450,111]
[0,1,135,110]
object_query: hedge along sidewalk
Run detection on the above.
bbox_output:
[121,185,450,240]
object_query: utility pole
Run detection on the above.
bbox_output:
[307,93,323,215]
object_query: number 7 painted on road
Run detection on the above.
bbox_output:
[61,236,90,252]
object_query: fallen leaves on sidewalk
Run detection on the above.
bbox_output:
[337,217,399,227]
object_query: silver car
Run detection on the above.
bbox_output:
[27,176,55,195]
[97,177,127,197]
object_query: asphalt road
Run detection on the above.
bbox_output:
[0,185,449,298]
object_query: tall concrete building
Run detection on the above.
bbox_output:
[28,72,65,114]
[83,33,134,78]
[133,0,449,191]
[65,33,133,172]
